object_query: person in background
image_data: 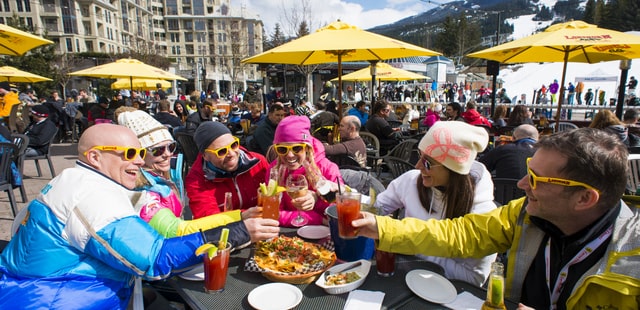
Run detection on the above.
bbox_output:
[294,98,312,117]
[444,102,464,121]
[24,105,57,157]
[627,76,637,97]
[575,81,585,105]
[375,121,496,286]
[251,104,285,155]
[0,124,238,308]
[154,99,182,128]
[267,116,343,227]
[366,101,401,155]
[401,103,420,125]
[184,98,216,133]
[480,124,538,179]
[354,128,640,309]
[347,100,369,127]
[186,121,269,218]
[507,104,534,127]
[461,101,491,127]
[622,108,640,136]
[116,108,278,242]
[589,109,640,148]
[0,82,21,124]
[422,102,442,128]
[173,100,188,124]
[490,104,508,127]
[584,88,594,106]
[87,97,110,126]
[311,100,340,143]
[549,79,559,104]
[323,115,367,168]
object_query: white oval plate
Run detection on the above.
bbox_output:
[248,283,303,310]
[178,263,204,281]
[405,269,457,304]
[297,225,330,239]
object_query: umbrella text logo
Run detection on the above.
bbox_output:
[593,44,631,53]
[564,34,612,41]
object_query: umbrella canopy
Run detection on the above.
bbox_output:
[0,66,52,83]
[70,58,186,87]
[0,24,53,56]
[333,62,430,81]
[467,20,640,120]
[242,20,440,117]
[111,78,171,91]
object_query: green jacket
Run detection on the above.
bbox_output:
[376,197,640,309]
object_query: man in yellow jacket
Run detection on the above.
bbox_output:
[0,81,20,120]
[354,128,640,310]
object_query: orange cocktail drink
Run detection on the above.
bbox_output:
[336,192,361,239]
[257,190,281,221]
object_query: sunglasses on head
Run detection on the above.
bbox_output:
[147,141,177,157]
[274,144,307,156]
[526,158,600,193]
[421,157,442,171]
[85,146,147,161]
[205,137,240,158]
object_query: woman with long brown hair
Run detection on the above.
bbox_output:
[374,121,497,286]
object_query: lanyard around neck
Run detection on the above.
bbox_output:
[544,225,613,309]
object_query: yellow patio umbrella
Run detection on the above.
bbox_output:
[242,20,441,117]
[111,78,171,91]
[0,66,52,83]
[467,20,640,121]
[0,23,53,56]
[333,63,430,81]
[70,58,186,91]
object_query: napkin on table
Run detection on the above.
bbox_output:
[443,291,485,309]
[344,290,385,310]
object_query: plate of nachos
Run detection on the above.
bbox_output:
[252,235,336,284]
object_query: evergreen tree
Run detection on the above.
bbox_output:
[296,20,310,38]
[266,23,286,50]
[583,0,596,23]
[435,16,460,57]
[594,0,605,25]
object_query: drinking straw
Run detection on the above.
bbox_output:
[336,177,342,195]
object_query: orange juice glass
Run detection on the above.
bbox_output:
[257,190,281,221]
[336,192,361,239]
[203,243,231,293]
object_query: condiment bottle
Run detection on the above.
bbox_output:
[482,262,507,310]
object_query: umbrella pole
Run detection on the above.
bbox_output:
[555,55,569,123]
[338,54,343,119]
[130,76,134,94]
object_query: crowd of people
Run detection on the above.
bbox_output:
[0,82,639,309]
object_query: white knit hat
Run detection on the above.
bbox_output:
[418,121,488,175]
[117,110,173,148]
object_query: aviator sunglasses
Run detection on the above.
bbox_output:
[205,137,240,158]
[84,146,147,161]
[147,142,177,157]
[274,144,307,156]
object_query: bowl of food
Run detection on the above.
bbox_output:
[253,236,336,284]
[315,259,371,294]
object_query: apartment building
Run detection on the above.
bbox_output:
[0,0,263,95]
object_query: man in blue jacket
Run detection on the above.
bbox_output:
[0,124,253,309]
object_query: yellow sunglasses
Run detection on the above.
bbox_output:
[84,146,147,161]
[274,143,307,156]
[526,158,600,193]
[205,137,240,158]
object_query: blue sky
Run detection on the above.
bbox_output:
[243,0,442,35]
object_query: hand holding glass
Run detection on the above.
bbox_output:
[286,174,309,227]
[336,192,361,239]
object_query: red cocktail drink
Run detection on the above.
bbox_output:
[336,192,361,239]
[375,250,396,277]
[203,244,231,293]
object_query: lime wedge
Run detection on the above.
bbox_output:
[219,228,229,249]
[259,183,268,195]
[195,243,218,257]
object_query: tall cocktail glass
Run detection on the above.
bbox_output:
[336,192,361,239]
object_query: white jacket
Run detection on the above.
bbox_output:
[375,162,497,285]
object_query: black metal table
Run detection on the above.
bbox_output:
[168,229,518,309]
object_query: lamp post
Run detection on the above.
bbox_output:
[616,60,632,119]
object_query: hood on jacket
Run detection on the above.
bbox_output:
[605,125,629,143]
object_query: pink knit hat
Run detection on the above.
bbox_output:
[418,121,488,175]
[273,116,313,146]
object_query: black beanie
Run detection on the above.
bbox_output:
[194,121,232,153]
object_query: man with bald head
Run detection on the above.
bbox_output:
[0,124,235,309]
[480,123,539,179]
[323,115,367,168]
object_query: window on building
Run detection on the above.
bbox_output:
[26,17,33,30]
[183,20,192,30]
[185,33,193,42]
[195,20,205,31]
[2,0,9,12]
[23,0,30,12]
[66,38,73,52]
[170,33,180,42]
[185,44,194,54]
[168,20,179,30]
[182,7,191,14]
[16,0,23,12]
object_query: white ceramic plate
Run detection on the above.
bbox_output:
[405,269,457,304]
[248,283,303,310]
[178,263,204,281]
[297,225,330,239]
